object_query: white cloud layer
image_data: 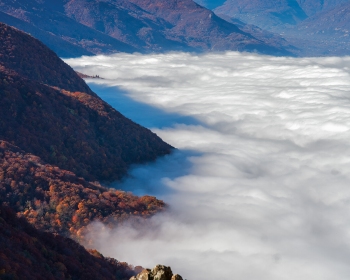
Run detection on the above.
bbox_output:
[66,52,350,280]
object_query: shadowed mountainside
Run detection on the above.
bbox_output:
[0,10,95,58]
[193,0,226,10]
[214,0,350,31]
[215,0,308,31]
[0,23,173,182]
[296,0,350,16]
[0,204,139,280]
[0,0,137,57]
[296,2,350,37]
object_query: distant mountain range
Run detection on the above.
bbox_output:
[214,0,349,30]
[213,0,350,56]
[0,0,294,56]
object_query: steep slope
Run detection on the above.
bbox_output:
[286,2,350,55]
[123,0,292,54]
[63,0,192,52]
[214,0,350,56]
[0,204,138,280]
[296,0,350,16]
[0,0,293,55]
[216,15,296,52]
[297,2,350,38]
[0,23,173,181]
[214,0,308,32]
[214,0,350,31]
[0,0,138,57]
[0,22,94,95]
[193,0,226,10]
[0,11,94,57]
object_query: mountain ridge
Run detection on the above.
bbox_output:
[0,22,173,182]
[0,0,294,56]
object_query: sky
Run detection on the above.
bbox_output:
[66,52,350,280]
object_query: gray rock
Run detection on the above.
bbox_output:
[137,269,152,280]
[151,265,173,280]
[171,274,183,280]
[130,264,183,280]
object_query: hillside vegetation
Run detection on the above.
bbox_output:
[0,23,173,182]
[0,205,139,280]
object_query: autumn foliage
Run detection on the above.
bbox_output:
[0,141,165,239]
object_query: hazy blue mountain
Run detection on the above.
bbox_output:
[214,0,350,31]
[297,1,350,36]
[214,0,308,31]
[292,2,350,55]
[296,0,350,16]
[214,0,350,56]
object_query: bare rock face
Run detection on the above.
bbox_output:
[131,265,183,280]
[152,265,173,280]
[171,274,184,280]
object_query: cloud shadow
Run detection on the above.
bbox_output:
[110,149,201,197]
[88,83,202,129]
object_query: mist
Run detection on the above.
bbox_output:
[66,52,350,280]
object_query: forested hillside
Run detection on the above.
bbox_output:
[0,205,139,280]
[0,22,174,279]
[0,23,173,182]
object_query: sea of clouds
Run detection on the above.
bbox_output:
[66,52,350,280]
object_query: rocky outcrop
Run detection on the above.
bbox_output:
[130,265,183,280]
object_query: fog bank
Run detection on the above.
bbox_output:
[66,52,350,280]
